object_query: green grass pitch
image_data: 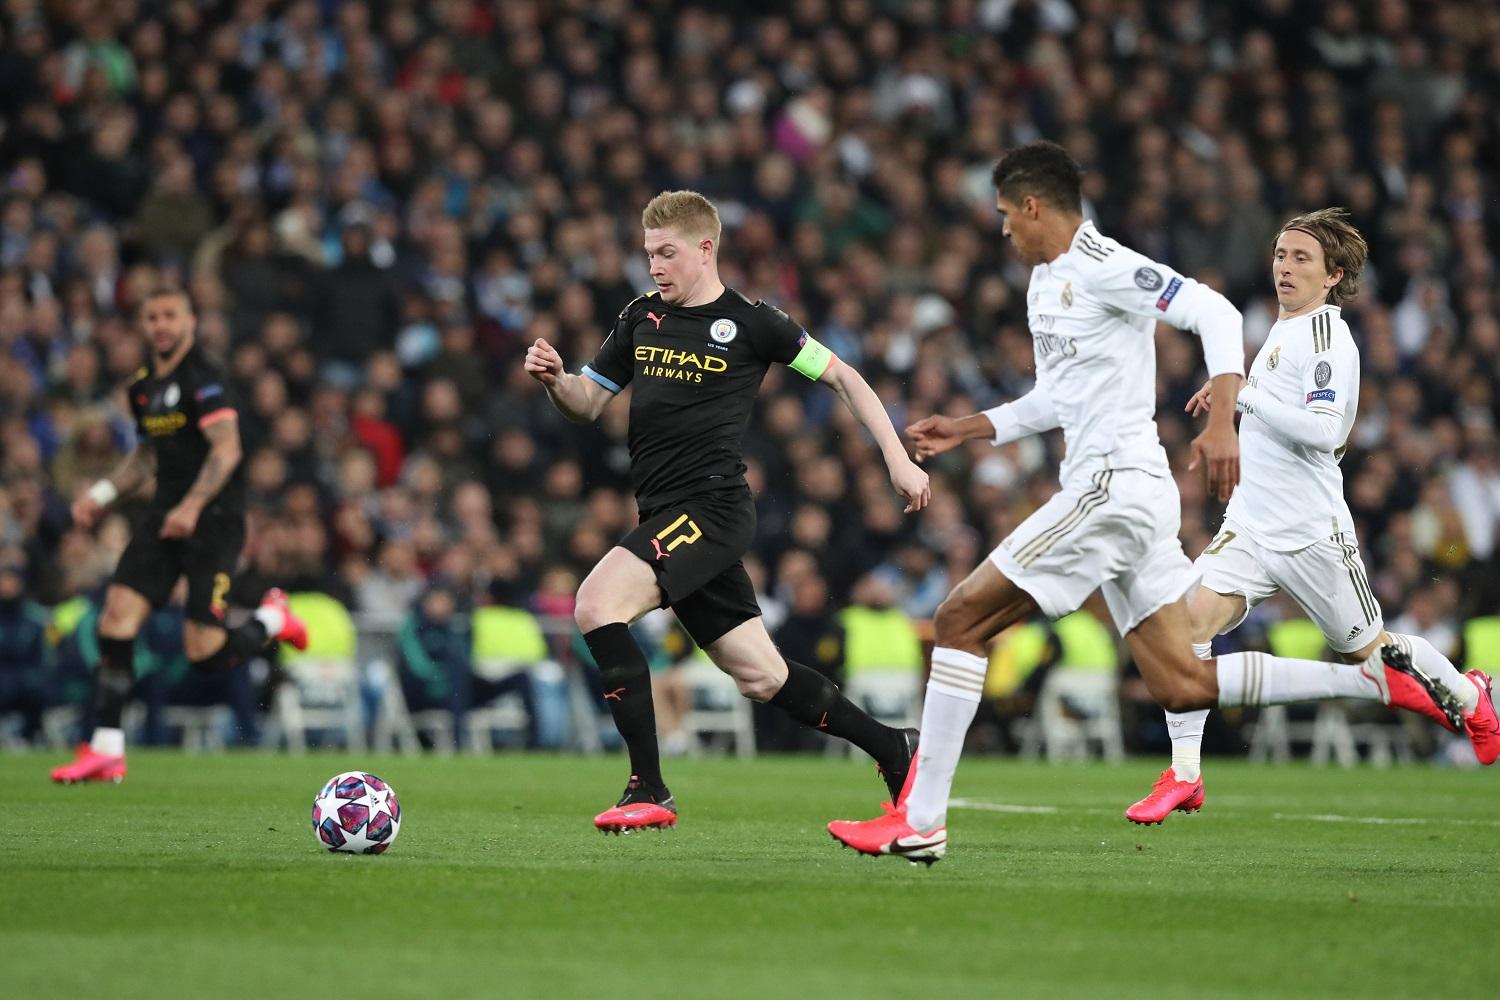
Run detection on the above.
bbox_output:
[1,751,1493,999]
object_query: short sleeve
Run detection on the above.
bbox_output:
[749,302,832,380]
[1300,321,1358,419]
[1085,248,1199,325]
[584,295,647,394]
[127,376,147,429]
[191,372,238,430]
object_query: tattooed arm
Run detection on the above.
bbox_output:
[71,446,157,530]
[159,418,243,539]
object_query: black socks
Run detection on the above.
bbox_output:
[188,620,269,673]
[770,660,903,768]
[93,635,135,729]
[583,623,665,792]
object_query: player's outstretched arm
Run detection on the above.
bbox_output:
[524,337,612,424]
[909,383,1060,461]
[818,356,930,512]
[161,417,243,539]
[72,445,157,530]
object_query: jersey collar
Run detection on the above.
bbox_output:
[1278,303,1341,326]
[1065,220,1101,256]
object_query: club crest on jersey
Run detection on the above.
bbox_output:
[163,383,180,407]
[1133,267,1163,291]
[1267,346,1281,371]
[1315,361,1331,388]
[1060,282,1074,309]
[710,318,738,344]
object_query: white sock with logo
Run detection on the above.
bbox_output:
[1386,632,1479,715]
[90,727,125,757]
[1164,641,1214,782]
[903,647,988,834]
[1215,651,1382,706]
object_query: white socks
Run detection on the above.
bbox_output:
[1163,641,1214,781]
[254,603,286,638]
[1387,632,1479,715]
[1215,638,1479,715]
[904,647,988,833]
[91,727,125,756]
[1216,650,1382,706]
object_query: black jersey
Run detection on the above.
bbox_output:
[583,288,832,509]
[127,344,245,515]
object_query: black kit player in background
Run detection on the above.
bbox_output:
[50,288,308,784]
[525,190,933,833]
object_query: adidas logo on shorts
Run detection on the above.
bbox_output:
[1346,625,1363,643]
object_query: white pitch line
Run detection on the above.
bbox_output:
[1273,812,1500,828]
[949,799,1060,815]
[949,799,1500,828]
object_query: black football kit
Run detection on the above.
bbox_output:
[112,344,246,625]
[584,288,833,646]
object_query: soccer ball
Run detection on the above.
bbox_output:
[311,770,402,855]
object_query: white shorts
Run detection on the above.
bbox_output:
[990,468,1198,634]
[1194,518,1384,654]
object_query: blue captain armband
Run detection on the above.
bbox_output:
[582,365,622,394]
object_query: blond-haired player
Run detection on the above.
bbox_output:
[525,191,931,832]
[827,145,1464,866]
[1126,208,1497,824]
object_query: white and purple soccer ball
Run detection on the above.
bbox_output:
[311,771,402,855]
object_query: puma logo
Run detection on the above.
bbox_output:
[650,538,669,560]
[816,712,829,729]
[604,687,626,702]
[646,311,665,330]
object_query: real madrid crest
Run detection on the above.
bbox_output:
[1060,282,1073,309]
[163,383,181,407]
[710,318,738,344]
[1266,346,1280,371]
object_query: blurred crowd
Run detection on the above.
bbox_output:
[0,0,1498,737]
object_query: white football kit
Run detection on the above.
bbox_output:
[1198,304,1384,652]
[983,221,1243,633]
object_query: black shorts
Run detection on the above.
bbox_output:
[619,486,761,647]
[113,506,245,625]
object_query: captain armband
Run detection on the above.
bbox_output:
[789,334,833,380]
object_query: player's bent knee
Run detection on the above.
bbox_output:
[932,592,983,648]
[574,583,624,633]
[731,669,781,703]
[1158,689,1208,713]
[1140,662,1213,713]
[188,644,235,673]
[182,623,228,663]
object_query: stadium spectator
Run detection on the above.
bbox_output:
[0,0,1494,752]
[0,554,49,741]
[397,581,537,748]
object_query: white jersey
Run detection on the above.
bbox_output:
[1025,220,1241,486]
[1225,304,1359,551]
